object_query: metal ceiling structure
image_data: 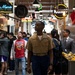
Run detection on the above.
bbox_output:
[15,0,64,13]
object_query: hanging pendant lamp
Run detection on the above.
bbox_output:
[73,6,75,10]
[33,0,40,7]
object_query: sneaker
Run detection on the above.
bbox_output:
[7,70,13,72]
[3,72,7,75]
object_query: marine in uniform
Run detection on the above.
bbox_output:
[27,21,54,75]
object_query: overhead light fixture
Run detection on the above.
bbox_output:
[63,12,66,17]
[35,7,39,11]
[14,5,17,8]
[39,13,43,16]
[73,6,75,10]
[35,7,40,13]
[48,14,52,19]
[33,0,40,7]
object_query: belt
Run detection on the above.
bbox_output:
[33,53,47,56]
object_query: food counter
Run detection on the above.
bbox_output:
[62,52,75,75]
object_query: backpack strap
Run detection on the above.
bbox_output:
[53,38,60,45]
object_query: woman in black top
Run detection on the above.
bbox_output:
[49,29,62,75]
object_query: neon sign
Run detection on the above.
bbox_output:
[54,4,67,19]
[0,1,13,13]
[0,5,12,10]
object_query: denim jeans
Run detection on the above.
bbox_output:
[15,57,26,75]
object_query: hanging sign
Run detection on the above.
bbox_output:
[38,4,42,11]
[0,1,13,14]
[70,11,75,25]
[35,4,42,11]
[15,5,28,18]
[54,4,67,19]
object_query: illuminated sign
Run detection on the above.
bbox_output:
[54,4,67,19]
[22,17,32,22]
[35,4,42,11]
[0,1,13,14]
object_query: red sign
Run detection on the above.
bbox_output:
[70,11,75,25]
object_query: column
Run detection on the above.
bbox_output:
[8,0,15,33]
[23,22,27,33]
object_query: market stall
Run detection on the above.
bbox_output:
[62,52,75,75]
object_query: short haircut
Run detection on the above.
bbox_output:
[1,32,6,37]
[36,21,45,27]
[64,29,70,34]
[9,32,14,36]
[18,31,22,34]
[22,32,27,35]
[51,29,58,38]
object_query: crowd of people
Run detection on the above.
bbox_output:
[0,21,75,75]
[0,32,29,75]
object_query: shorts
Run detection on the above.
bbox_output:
[0,55,8,62]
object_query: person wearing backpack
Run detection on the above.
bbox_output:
[10,32,27,75]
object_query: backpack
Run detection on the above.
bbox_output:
[53,38,61,58]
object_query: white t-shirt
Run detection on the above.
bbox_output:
[38,36,42,40]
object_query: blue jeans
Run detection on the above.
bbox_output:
[15,57,26,75]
